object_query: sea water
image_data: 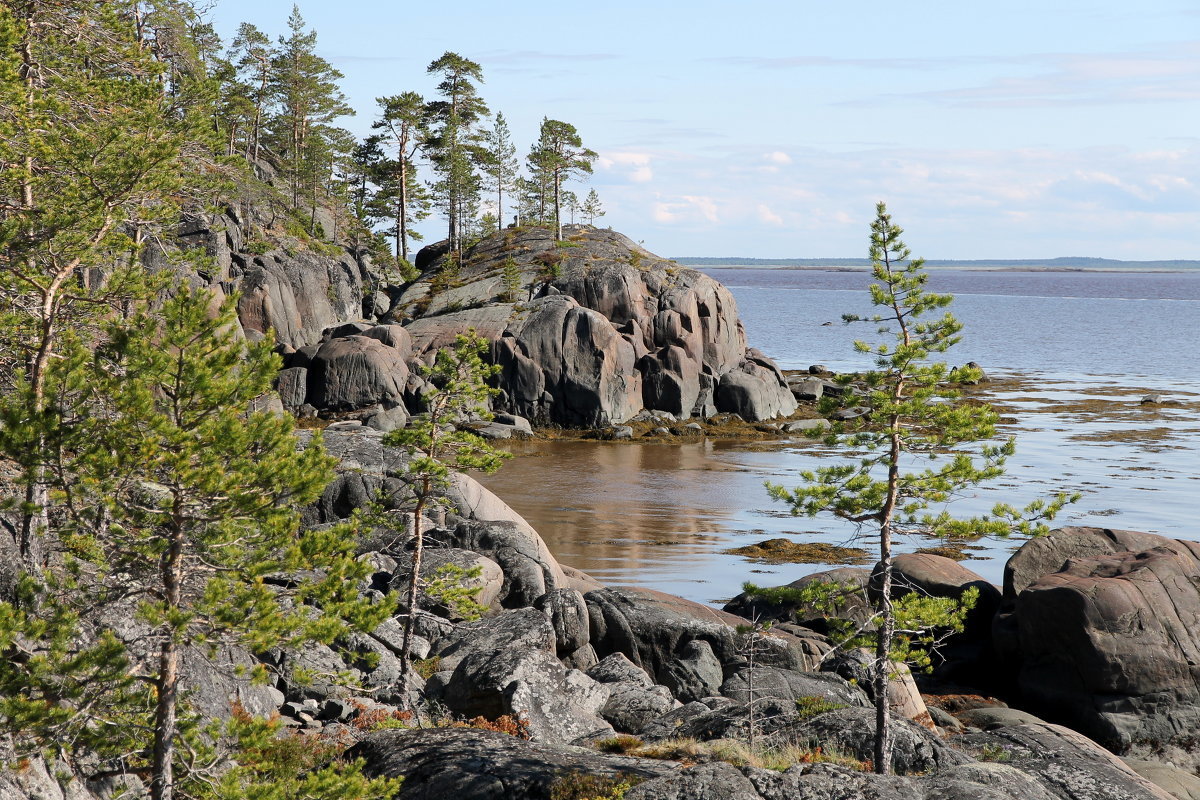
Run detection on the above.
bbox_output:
[478,269,1200,606]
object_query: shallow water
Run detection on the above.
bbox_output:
[477,270,1200,606]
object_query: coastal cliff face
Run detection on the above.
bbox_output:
[280,225,797,427]
[156,206,374,349]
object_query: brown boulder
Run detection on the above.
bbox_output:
[995,527,1200,750]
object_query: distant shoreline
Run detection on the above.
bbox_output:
[675,257,1200,273]
[689,264,1199,274]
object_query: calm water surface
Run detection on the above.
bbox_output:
[479,270,1200,606]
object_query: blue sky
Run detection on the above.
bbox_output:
[208,1,1200,259]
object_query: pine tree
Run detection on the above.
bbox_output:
[526,118,597,240]
[481,111,519,228]
[0,0,194,571]
[372,92,432,266]
[227,22,274,161]
[382,331,508,702]
[28,287,393,799]
[764,202,1075,775]
[581,188,605,225]
[424,52,488,258]
[267,5,353,208]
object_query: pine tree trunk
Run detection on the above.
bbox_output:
[873,546,894,775]
[553,171,562,242]
[398,159,408,264]
[151,524,185,800]
[397,482,429,706]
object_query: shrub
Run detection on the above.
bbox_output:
[549,771,642,800]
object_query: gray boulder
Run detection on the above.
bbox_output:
[432,518,568,608]
[599,682,677,734]
[275,366,308,408]
[956,722,1177,800]
[660,639,724,702]
[307,335,409,411]
[587,652,654,687]
[237,249,367,348]
[719,666,868,708]
[715,360,798,422]
[440,610,613,742]
[585,587,824,692]
[351,728,675,799]
[794,706,970,775]
[435,608,556,675]
[534,588,592,657]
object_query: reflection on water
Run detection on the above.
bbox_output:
[477,375,1200,607]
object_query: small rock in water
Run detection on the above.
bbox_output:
[1141,394,1164,405]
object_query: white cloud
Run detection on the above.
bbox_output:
[598,151,655,183]
[756,204,783,225]
[653,195,719,224]
[764,151,792,165]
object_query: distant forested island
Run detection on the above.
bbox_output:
[675,256,1200,271]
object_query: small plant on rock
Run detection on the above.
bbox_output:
[549,771,642,800]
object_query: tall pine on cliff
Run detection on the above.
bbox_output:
[371,91,432,269]
[425,51,489,259]
[526,118,596,240]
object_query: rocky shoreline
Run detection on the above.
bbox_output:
[12,423,1200,799]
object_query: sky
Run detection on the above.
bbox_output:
[207,1,1200,260]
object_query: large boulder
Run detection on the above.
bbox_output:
[584,587,825,691]
[438,609,613,742]
[431,518,569,608]
[994,527,1200,751]
[955,722,1177,800]
[794,706,970,775]
[715,357,798,422]
[494,295,642,426]
[236,249,368,348]
[307,335,409,411]
[348,723,1174,800]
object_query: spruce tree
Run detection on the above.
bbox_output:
[764,202,1075,774]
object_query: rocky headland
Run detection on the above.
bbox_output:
[250,224,799,430]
